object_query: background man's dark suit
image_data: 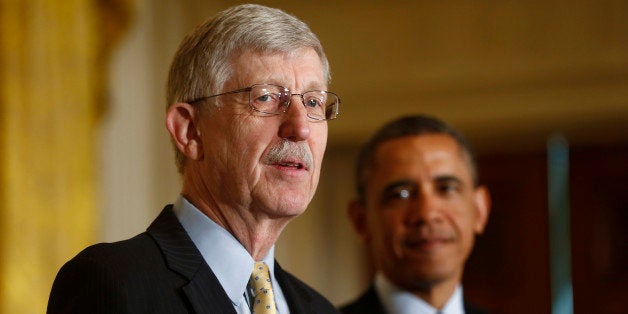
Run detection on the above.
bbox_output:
[340,286,487,314]
[48,206,337,313]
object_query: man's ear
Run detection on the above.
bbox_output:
[472,185,491,234]
[165,103,203,161]
[348,199,371,243]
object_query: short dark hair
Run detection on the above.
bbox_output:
[355,115,478,200]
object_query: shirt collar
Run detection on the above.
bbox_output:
[173,196,276,306]
[374,273,465,314]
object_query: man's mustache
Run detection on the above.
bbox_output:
[264,140,314,170]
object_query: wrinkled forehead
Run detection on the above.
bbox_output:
[226,48,327,90]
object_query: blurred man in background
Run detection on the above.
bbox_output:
[49,4,340,313]
[341,115,490,314]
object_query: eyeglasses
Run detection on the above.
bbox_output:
[187,84,340,121]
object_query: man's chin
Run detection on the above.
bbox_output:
[271,207,306,219]
[392,260,459,288]
[395,272,452,292]
[262,198,309,219]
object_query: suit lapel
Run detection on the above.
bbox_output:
[357,285,386,313]
[341,285,386,314]
[147,205,236,314]
[181,266,236,314]
[274,261,312,313]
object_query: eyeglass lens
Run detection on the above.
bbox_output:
[249,84,338,120]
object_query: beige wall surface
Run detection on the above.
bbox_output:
[100,0,628,306]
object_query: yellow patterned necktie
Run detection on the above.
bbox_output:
[250,262,277,314]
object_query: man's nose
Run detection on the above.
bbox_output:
[406,191,443,225]
[278,95,310,141]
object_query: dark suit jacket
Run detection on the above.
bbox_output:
[340,285,487,314]
[48,205,339,314]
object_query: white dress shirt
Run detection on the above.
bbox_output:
[374,273,465,314]
[173,196,290,314]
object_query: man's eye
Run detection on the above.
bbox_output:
[397,189,411,199]
[256,94,276,102]
[384,187,414,201]
[437,183,460,195]
[305,98,322,108]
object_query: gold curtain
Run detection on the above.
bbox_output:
[0,0,131,312]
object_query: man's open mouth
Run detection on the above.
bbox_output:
[276,161,306,170]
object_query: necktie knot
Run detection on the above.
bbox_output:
[250,262,277,314]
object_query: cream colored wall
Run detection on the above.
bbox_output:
[99,0,628,306]
[100,0,205,242]
[100,0,162,242]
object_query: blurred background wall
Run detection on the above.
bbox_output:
[1,0,627,313]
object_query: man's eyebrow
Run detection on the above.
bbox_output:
[434,175,463,185]
[301,80,326,91]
